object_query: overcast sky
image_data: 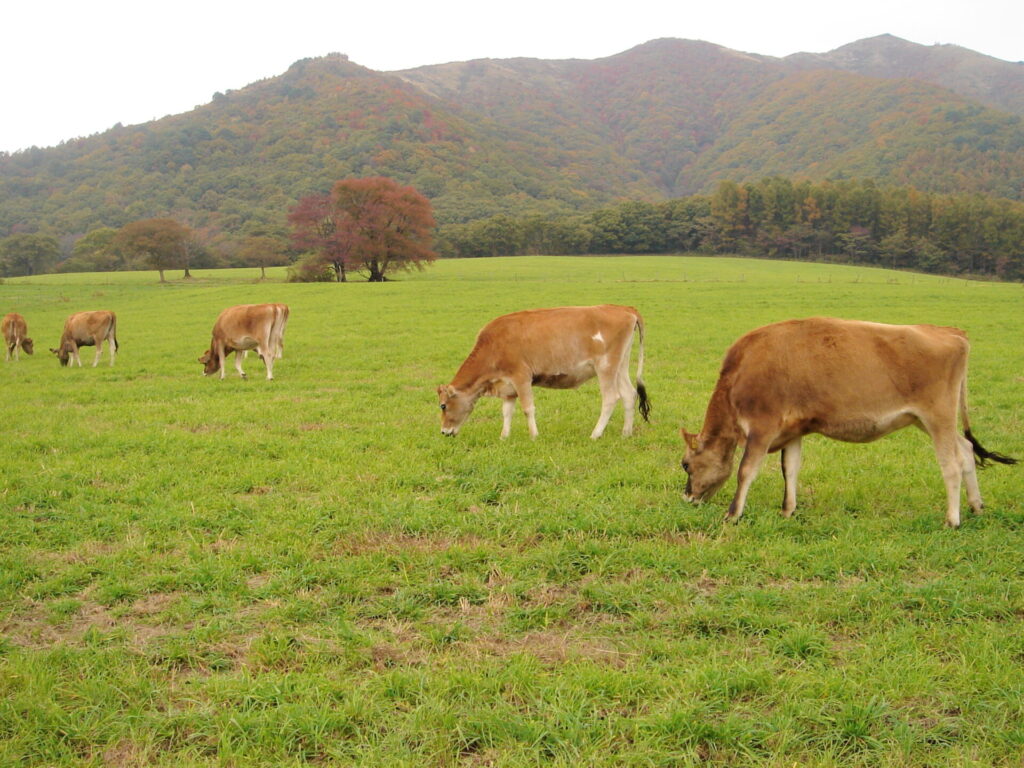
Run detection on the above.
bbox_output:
[3,0,1021,154]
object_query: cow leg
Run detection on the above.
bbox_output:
[927,422,965,528]
[590,362,623,439]
[92,340,103,367]
[726,435,770,521]
[616,365,638,437]
[515,379,539,439]
[780,438,803,517]
[6,341,12,361]
[959,434,984,515]
[501,397,516,439]
[233,351,246,379]
[261,347,274,380]
[108,335,116,366]
[72,343,82,367]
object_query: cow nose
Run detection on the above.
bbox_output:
[441,428,456,437]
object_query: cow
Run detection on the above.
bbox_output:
[2,313,33,361]
[680,317,1016,528]
[438,304,650,439]
[199,303,289,380]
[50,310,118,367]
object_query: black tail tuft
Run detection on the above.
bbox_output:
[637,382,651,422]
[965,429,1017,468]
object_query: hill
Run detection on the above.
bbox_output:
[787,34,1024,117]
[1,37,1022,246]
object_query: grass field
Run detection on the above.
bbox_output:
[1,256,1022,767]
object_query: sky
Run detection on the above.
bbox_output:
[3,0,1022,154]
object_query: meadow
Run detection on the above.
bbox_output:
[1,255,1022,767]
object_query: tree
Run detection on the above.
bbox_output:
[331,177,436,281]
[288,194,349,281]
[113,218,193,282]
[60,227,122,272]
[289,177,437,282]
[0,233,59,276]
[236,235,290,279]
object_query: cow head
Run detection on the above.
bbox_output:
[21,337,34,355]
[50,342,73,366]
[681,429,734,503]
[199,349,220,376]
[437,384,474,436]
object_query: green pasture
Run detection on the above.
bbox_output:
[1,256,1022,767]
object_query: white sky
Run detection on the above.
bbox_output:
[3,0,1022,154]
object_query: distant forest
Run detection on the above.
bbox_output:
[2,176,1022,282]
[442,177,1024,281]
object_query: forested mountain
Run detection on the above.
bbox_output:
[1,36,1022,248]
[787,34,1024,117]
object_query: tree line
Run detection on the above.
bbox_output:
[3,176,1023,281]
[0,221,291,282]
[439,177,1024,280]
[0,177,436,282]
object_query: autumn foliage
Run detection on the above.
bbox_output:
[289,177,436,282]
[112,218,194,282]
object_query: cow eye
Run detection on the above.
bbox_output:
[440,403,447,411]
[682,461,690,473]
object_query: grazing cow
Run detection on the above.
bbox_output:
[2,313,33,361]
[438,304,650,439]
[50,311,118,367]
[199,303,289,380]
[680,317,1016,528]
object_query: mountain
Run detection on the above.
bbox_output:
[787,34,1024,117]
[1,37,1022,245]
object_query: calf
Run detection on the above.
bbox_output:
[199,303,289,380]
[681,317,1015,528]
[50,311,117,367]
[2,313,33,361]
[438,304,650,439]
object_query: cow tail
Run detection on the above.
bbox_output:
[635,315,651,422]
[960,376,1017,467]
[111,315,119,351]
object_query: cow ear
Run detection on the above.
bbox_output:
[49,348,58,355]
[681,429,700,451]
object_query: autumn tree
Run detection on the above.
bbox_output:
[289,177,436,282]
[113,218,194,282]
[287,193,349,281]
[332,177,437,281]
[236,235,290,279]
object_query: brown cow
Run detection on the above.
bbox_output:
[50,311,118,367]
[681,317,1016,528]
[2,313,33,361]
[199,303,289,380]
[438,304,650,439]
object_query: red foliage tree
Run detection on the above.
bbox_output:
[288,177,436,282]
[287,193,350,282]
